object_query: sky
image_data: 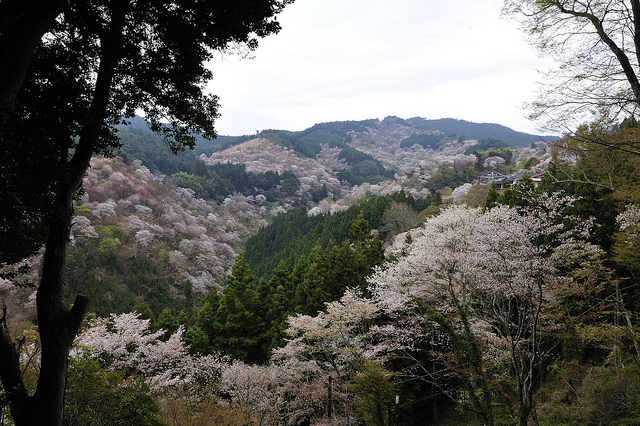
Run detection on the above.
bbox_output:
[207,0,553,137]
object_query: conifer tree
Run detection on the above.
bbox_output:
[329,241,361,298]
[196,286,221,345]
[348,213,384,294]
[133,297,156,331]
[212,253,264,362]
[156,308,177,340]
[294,246,330,316]
[263,261,294,353]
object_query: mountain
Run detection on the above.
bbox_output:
[5,114,553,324]
[407,117,558,146]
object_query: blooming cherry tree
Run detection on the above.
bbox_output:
[368,200,602,425]
[273,289,379,377]
[73,313,224,394]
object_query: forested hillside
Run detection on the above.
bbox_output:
[245,191,434,282]
[5,0,640,422]
[407,117,558,146]
[6,113,630,426]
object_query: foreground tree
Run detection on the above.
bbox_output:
[0,1,293,424]
[211,253,264,362]
[503,0,640,135]
[368,200,601,425]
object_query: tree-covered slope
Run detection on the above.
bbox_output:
[260,119,380,158]
[244,191,434,282]
[407,117,557,146]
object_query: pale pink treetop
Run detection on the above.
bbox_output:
[72,313,224,393]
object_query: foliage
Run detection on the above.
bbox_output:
[70,312,348,425]
[245,192,427,282]
[399,133,445,149]
[427,162,477,190]
[407,117,556,146]
[260,119,378,158]
[464,137,511,155]
[370,199,603,425]
[503,0,640,132]
[350,362,397,426]
[64,358,165,426]
[210,253,264,362]
[337,147,396,185]
[273,289,379,376]
[536,356,640,426]
[72,312,224,394]
[613,204,640,274]
[259,129,317,158]
[271,197,602,425]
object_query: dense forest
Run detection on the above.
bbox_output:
[5,0,640,424]
[4,120,639,425]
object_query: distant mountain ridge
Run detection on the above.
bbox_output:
[407,117,557,146]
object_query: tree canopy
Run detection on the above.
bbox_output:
[0,1,294,424]
[504,0,640,134]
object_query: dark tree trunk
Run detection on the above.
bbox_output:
[1,185,90,425]
[0,2,124,423]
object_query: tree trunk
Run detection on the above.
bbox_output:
[1,188,90,425]
[0,2,126,423]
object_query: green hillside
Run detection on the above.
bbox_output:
[407,117,558,146]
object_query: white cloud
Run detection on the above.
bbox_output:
[208,0,555,136]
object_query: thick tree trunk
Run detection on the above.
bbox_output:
[0,2,125,423]
[1,192,90,425]
[29,209,90,425]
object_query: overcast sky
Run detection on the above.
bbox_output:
[207,0,553,137]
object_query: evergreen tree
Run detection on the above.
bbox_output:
[350,216,385,279]
[294,246,330,316]
[183,325,209,354]
[133,297,156,331]
[157,308,177,340]
[178,310,189,327]
[262,261,294,354]
[186,285,221,353]
[329,241,361,298]
[349,211,371,242]
[212,253,264,362]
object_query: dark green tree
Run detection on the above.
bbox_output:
[156,308,177,340]
[190,286,221,352]
[0,1,293,424]
[212,253,264,362]
[133,297,157,331]
[349,213,385,289]
[293,246,331,316]
[260,261,294,354]
[328,241,361,298]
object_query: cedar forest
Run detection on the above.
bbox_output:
[3,1,640,426]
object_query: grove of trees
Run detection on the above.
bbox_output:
[0,0,294,424]
[5,0,640,425]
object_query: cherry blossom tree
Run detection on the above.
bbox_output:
[368,199,602,425]
[72,313,224,394]
[219,359,336,425]
[273,289,379,377]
